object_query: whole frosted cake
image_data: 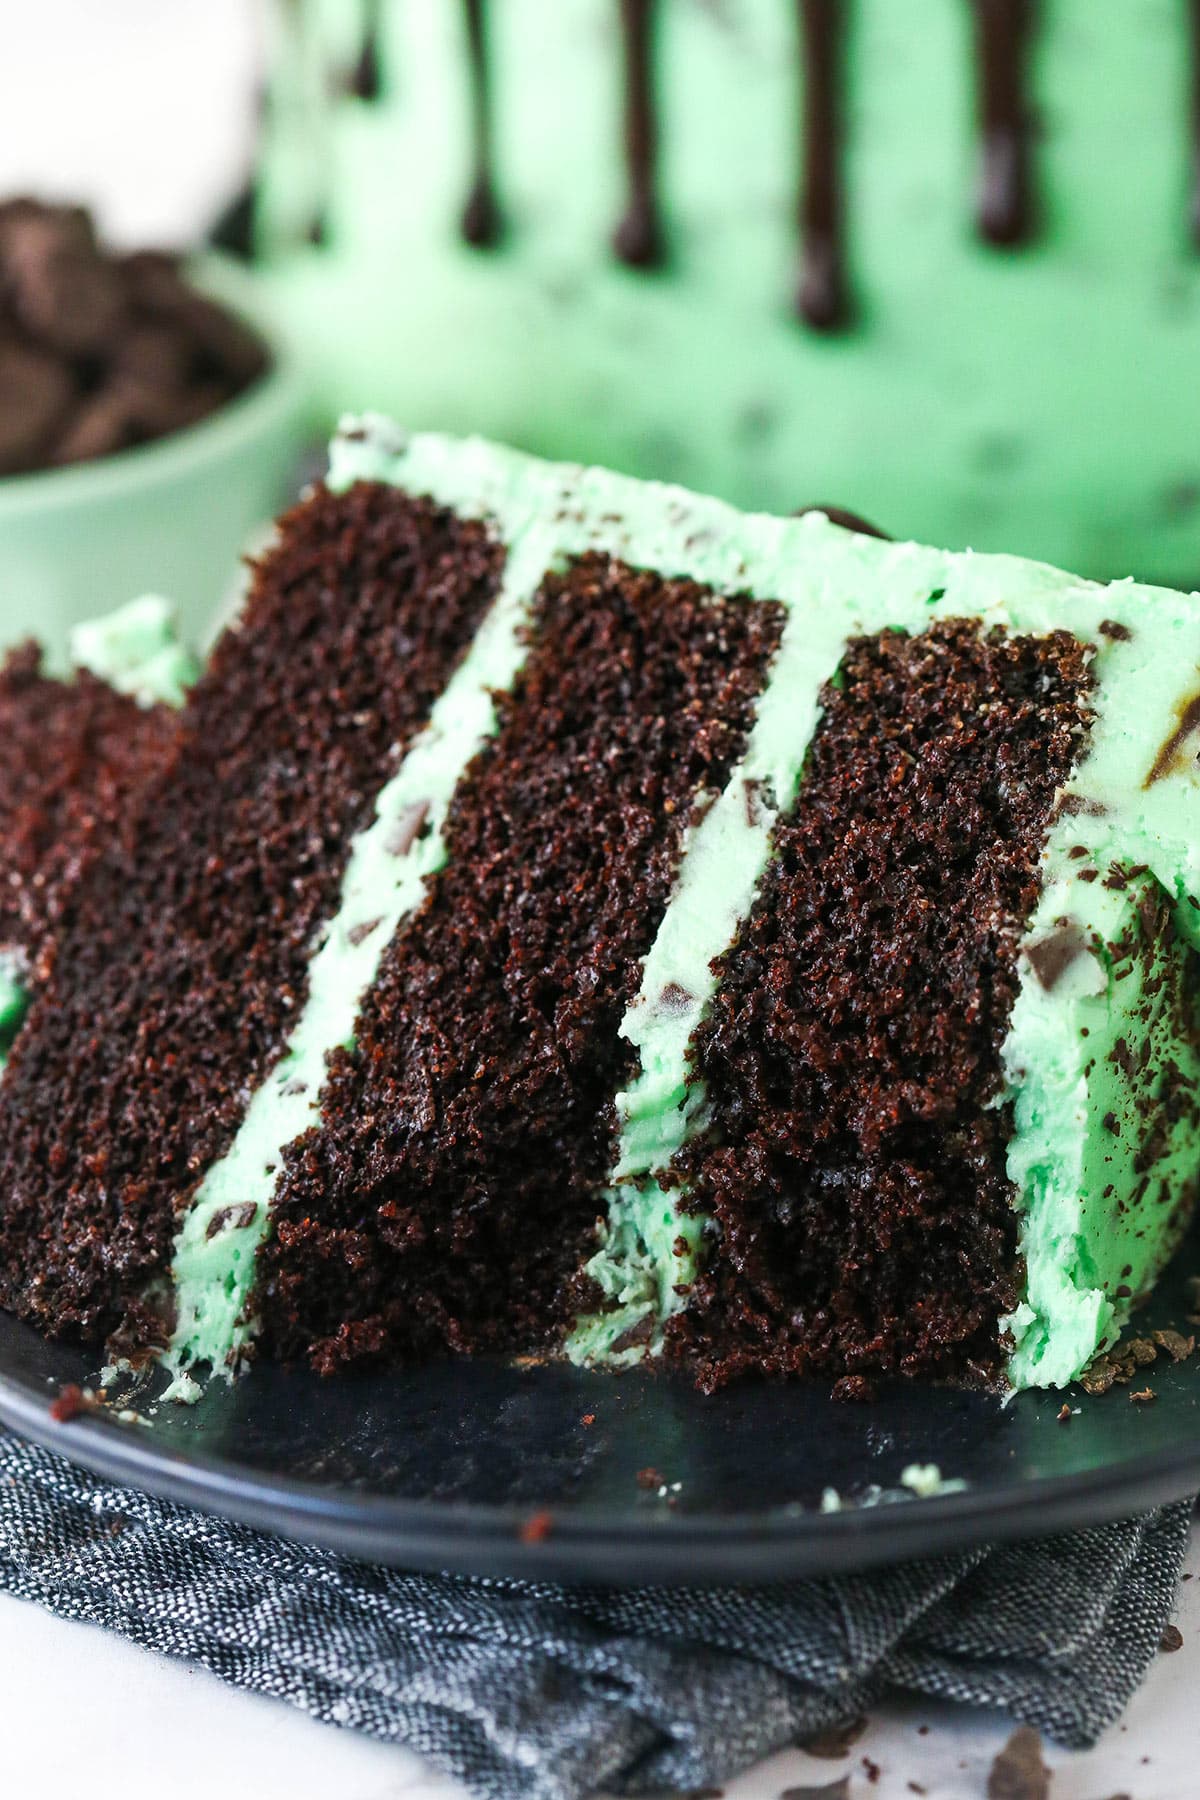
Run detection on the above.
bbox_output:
[230,0,1200,586]
[0,418,1197,1399]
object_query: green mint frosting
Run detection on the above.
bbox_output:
[69,595,199,708]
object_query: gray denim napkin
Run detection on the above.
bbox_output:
[0,1432,1190,1800]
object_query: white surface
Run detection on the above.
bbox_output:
[0,8,1194,1797]
[1,1526,1196,1799]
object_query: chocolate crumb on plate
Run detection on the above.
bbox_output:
[987,1725,1050,1800]
[1152,1327,1196,1362]
[779,1778,850,1800]
[800,1715,867,1759]
[48,1382,104,1423]
[1160,1623,1184,1652]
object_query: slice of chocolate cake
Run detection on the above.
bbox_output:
[1,420,1198,1400]
[0,597,194,1066]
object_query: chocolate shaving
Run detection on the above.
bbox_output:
[384,799,431,858]
[779,1780,850,1800]
[347,915,383,947]
[205,1202,258,1240]
[1144,689,1200,788]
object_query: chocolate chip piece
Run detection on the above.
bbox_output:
[3,207,127,357]
[1161,1622,1184,1651]
[347,916,384,946]
[795,503,890,540]
[0,340,75,472]
[779,1780,850,1800]
[205,1202,258,1240]
[1025,922,1087,991]
[384,799,431,858]
[119,252,266,385]
[50,377,180,466]
[112,320,195,392]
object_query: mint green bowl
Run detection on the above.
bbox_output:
[0,258,309,662]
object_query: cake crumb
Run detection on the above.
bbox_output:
[519,1510,553,1543]
[987,1725,1049,1800]
[1129,1385,1156,1404]
[1160,1623,1184,1652]
[800,1715,866,1758]
[636,1466,664,1490]
[49,1383,89,1422]
[1056,1403,1071,1422]
[779,1778,849,1800]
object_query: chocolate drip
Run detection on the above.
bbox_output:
[795,0,849,330]
[349,0,383,100]
[970,0,1035,246]
[460,0,501,246]
[207,80,269,261]
[613,0,663,267]
[208,184,257,262]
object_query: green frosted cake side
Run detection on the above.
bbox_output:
[246,0,1200,587]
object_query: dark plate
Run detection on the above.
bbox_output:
[1,1234,1198,1586]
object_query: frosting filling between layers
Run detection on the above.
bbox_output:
[159,420,1200,1391]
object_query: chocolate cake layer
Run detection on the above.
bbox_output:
[259,553,785,1372]
[0,482,500,1341]
[670,620,1094,1391]
[0,642,178,977]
